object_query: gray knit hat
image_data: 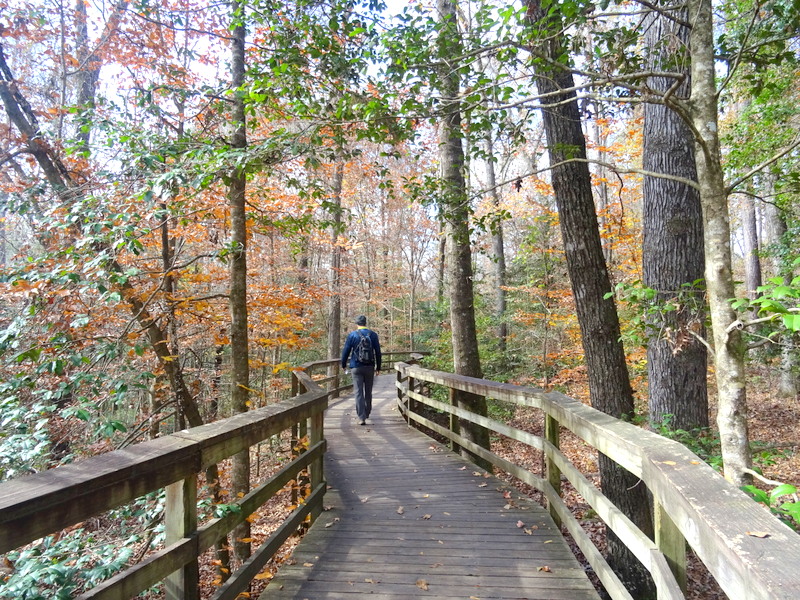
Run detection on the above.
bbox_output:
[355,315,367,326]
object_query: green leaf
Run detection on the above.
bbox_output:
[770,483,797,502]
[782,314,800,331]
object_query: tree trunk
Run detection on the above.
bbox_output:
[643,4,708,431]
[328,161,344,362]
[228,1,251,563]
[436,0,491,470]
[484,131,508,358]
[688,0,752,486]
[524,1,654,595]
[741,194,762,301]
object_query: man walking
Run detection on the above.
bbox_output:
[341,315,382,425]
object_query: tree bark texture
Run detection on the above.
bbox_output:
[436,0,491,470]
[228,2,251,563]
[524,1,654,595]
[688,0,752,486]
[643,5,708,431]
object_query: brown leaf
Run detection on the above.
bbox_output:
[538,565,552,572]
[303,562,314,567]
[416,579,429,590]
[422,514,432,520]
[503,491,512,499]
[478,483,488,488]
[516,520,525,528]
[397,506,405,514]
[746,531,771,538]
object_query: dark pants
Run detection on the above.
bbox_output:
[352,366,375,421]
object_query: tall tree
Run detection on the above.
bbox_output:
[436,0,491,468]
[642,4,708,430]
[688,0,752,485]
[524,1,654,595]
[227,0,251,564]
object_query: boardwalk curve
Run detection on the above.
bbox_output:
[261,375,599,600]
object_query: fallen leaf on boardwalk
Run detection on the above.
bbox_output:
[438,540,444,544]
[470,597,480,599]
[538,566,552,572]
[690,460,701,465]
[397,506,405,514]
[459,466,467,470]
[361,497,369,503]
[662,460,677,466]
[746,531,770,538]
[365,578,376,583]
[478,483,488,488]
[504,503,513,510]
[431,563,443,568]
[516,520,525,528]
[238,537,254,543]
[323,505,335,511]
[503,491,512,499]
[473,471,482,476]
[423,493,430,498]
[416,579,429,590]
[483,473,491,478]
[324,518,340,528]
[544,540,553,544]
[303,562,314,567]
[524,528,533,535]
[443,511,450,515]
[422,514,432,520]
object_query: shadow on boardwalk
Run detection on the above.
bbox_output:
[261,375,600,600]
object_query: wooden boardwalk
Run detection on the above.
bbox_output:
[261,375,600,600]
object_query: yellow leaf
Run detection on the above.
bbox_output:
[416,579,429,590]
[662,460,677,466]
[254,572,273,580]
[238,537,254,543]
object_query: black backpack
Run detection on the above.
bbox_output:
[355,330,374,365]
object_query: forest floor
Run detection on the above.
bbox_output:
[493,365,800,600]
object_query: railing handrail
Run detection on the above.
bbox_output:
[394,362,800,600]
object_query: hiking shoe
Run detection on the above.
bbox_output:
[359,420,366,426]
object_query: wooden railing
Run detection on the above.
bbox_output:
[0,361,334,600]
[395,363,800,600]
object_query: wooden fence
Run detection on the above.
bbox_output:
[395,362,800,600]
[0,360,339,600]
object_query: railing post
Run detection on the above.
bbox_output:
[327,361,340,399]
[309,409,325,522]
[449,387,461,455]
[407,374,416,427]
[165,476,199,600]
[545,414,562,528]
[655,500,687,594]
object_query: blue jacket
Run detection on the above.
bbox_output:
[341,327,382,370]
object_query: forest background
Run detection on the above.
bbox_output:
[0,0,799,596]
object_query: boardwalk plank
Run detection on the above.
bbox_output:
[260,376,600,600]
